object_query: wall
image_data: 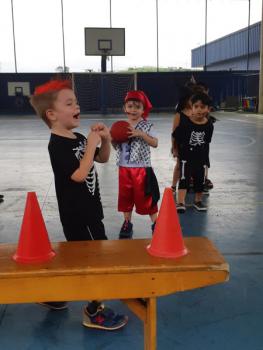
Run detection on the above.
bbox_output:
[0,71,259,115]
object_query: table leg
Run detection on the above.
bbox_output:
[122,297,157,350]
[144,297,157,350]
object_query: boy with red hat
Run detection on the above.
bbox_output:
[30,79,128,331]
[112,90,160,239]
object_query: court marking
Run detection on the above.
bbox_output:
[214,131,256,147]
[227,118,263,125]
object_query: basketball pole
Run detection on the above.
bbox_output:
[109,0,113,72]
[246,0,251,71]
[60,0,66,73]
[134,72,138,91]
[204,0,207,71]
[101,55,107,73]
[11,0,17,73]
[258,0,263,113]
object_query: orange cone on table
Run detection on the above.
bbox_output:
[13,192,55,264]
[147,187,188,258]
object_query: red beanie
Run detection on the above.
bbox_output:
[124,90,152,119]
[33,80,72,96]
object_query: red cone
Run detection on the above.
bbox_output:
[13,192,55,264]
[147,188,188,258]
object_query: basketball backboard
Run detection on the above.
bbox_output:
[84,27,125,56]
[8,82,30,96]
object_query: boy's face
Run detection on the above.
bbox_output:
[124,100,144,122]
[192,100,209,120]
[48,89,80,130]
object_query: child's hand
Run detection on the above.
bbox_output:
[111,141,118,150]
[87,131,101,147]
[128,126,144,138]
[171,143,178,157]
[90,123,110,141]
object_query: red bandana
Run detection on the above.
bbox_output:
[124,90,152,119]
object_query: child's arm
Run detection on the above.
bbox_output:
[71,132,101,183]
[128,127,158,148]
[172,112,180,132]
[171,113,180,156]
[91,123,111,163]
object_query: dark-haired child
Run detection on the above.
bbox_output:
[172,93,214,213]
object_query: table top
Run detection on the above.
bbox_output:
[0,237,229,279]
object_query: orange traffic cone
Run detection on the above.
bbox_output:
[147,188,188,258]
[13,192,56,264]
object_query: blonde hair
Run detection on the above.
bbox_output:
[29,91,60,128]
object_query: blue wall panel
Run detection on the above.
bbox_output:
[192,21,260,69]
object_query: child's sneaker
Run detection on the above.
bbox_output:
[119,220,133,239]
[203,187,210,195]
[82,304,128,331]
[205,178,213,189]
[193,201,207,211]
[176,203,186,213]
[37,301,68,310]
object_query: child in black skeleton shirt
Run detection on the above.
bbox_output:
[172,93,214,213]
[30,79,128,331]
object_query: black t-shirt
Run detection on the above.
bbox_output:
[48,132,103,226]
[172,113,214,162]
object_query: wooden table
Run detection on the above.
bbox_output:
[0,237,229,349]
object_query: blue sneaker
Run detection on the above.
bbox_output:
[119,220,133,239]
[82,304,128,331]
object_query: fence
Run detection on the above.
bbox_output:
[0,71,259,115]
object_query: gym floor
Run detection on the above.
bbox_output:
[0,111,262,350]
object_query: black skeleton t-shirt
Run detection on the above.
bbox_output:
[48,132,103,226]
[173,113,214,162]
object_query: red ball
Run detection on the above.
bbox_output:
[110,120,130,143]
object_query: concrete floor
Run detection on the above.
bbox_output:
[0,111,263,349]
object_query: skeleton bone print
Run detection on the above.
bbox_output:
[73,140,98,196]
[189,131,205,147]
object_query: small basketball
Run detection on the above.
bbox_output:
[110,120,130,143]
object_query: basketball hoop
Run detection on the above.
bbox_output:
[84,27,125,73]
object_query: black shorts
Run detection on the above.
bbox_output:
[178,159,207,193]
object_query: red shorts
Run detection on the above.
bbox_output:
[118,167,158,215]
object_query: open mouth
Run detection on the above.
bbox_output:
[73,113,80,120]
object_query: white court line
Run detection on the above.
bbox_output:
[227,118,261,124]
[215,131,256,147]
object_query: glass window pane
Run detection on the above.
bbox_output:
[63,0,110,72]
[250,0,261,24]
[112,0,156,71]
[0,0,16,72]
[1,0,260,72]
[159,0,205,69]
[207,0,249,42]
[12,0,63,72]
